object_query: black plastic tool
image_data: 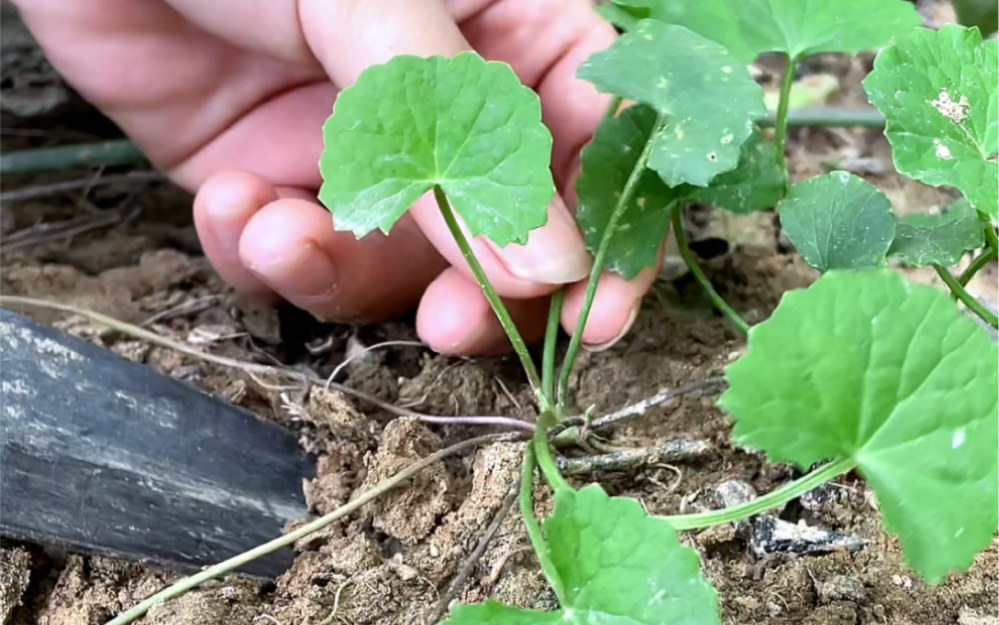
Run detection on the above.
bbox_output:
[0,308,316,578]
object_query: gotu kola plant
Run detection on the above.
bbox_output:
[317,23,997,625]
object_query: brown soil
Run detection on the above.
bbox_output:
[1,2,996,625]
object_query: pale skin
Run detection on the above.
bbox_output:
[15,0,665,356]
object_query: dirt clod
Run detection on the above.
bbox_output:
[0,546,32,623]
[360,418,454,545]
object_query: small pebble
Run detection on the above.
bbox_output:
[800,483,836,512]
[711,480,757,509]
[817,575,866,603]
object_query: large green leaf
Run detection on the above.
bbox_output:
[577,20,766,187]
[720,269,999,583]
[318,52,555,246]
[609,0,922,63]
[778,171,896,272]
[889,199,986,267]
[443,484,721,624]
[863,25,999,219]
[575,105,690,279]
[691,130,786,213]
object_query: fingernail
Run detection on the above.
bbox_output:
[487,203,592,284]
[583,300,640,353]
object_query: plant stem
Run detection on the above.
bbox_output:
[433,185,547,406]
[671,208,750,334]
[104,433,506,625]
[533,411,572,493]
[959,248,997,286]
[557,113,664,407]
[773,54,798,169]
[663,458,855,530]
[604,95,623,119]
[542,290,564,403]
[980,213,999,257]
[520,445,566,605]
[933,264,999,328]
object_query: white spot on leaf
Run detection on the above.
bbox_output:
[722,66,733,74]
[952,427,966,449]
[721,134,733,144]
[934,139,953,160]
[930,88,970,124]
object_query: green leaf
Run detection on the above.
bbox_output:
[691,130,786,213]
[778,171,896,272]
[578,19,766,187]
[575,105,690,279]
[546,485,720,623]
[442,484,721,624]
[611,0,922,63]
[889,199,986,267]
[720,269,999,583]
[318,52,555,246]
[863,25,999,219]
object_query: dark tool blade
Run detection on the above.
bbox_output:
[0,309,316,578]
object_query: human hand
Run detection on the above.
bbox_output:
[15,0,665,354]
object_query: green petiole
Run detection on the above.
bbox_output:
[772,54,799,173]
[433,185,549,407]
[672,207,751,334]
[542,290,564,404]
[959,247,997,286]
[933,263,999,329]
[980,212,999,257]
[663,458,856,530]
[519,444,567,605]
[557,113,665,408]
[533,411,572,493]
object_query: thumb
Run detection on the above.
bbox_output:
[302,0,593,297]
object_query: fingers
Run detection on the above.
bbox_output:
[195,169,448,323]
[416,267,549,355]
[561,242,666,351]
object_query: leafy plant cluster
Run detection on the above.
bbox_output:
[317,1,999,622]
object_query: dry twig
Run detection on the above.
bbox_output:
[557,437,712,476]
